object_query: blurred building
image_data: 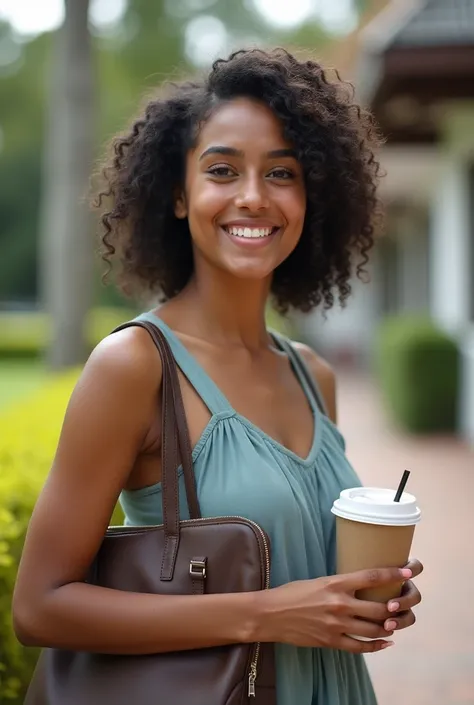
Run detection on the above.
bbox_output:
[300,0,474,444]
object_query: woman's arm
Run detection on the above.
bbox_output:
[12,328,258,654]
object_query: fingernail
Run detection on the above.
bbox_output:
[385,620,397,631]
[388,602,400,612]
[381,641,395,649]
[401,568,412,579]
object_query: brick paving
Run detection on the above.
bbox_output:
[336,371,474,705]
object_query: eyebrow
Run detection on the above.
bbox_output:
[199,146,298,161]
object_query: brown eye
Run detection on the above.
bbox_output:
[268,168,294,180]
[207,165,236,178]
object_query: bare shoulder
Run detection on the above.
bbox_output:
[291,341,337,423]
[67,324,164,449]
[84,325,163,391]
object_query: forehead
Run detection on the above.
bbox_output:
[195,97,292,153]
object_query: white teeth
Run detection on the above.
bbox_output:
[225,226,275,238]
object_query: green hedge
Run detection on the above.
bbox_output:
[0,307,138,359]
[377,316,460,433]
[0,371,77,701]
[0,370,125,702]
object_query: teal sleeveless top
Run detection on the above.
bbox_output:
[120,311,377,705]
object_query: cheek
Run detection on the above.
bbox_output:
[188,181,230,227]
[281,188,307,232]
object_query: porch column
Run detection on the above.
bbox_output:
[429,153,474,444]
[430,156,471,335]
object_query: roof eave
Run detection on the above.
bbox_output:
[356,0,427,104]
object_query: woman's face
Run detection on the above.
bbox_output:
[176,97,306,282]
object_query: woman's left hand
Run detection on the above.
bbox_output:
[383,558,423,633]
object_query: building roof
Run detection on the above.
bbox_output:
[356,0,474,135]
[391,0,474,47]
[360,0,474,55]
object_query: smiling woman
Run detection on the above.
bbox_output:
[171,97,306,282]
[13,48,423,705]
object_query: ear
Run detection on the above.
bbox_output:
[174,190,187,219]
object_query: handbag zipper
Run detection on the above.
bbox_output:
[247,643,259,697]
[107,515,271,698]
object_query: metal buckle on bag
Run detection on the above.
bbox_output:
[189,559,207,579]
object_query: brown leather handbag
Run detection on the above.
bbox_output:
[25,320,276,705]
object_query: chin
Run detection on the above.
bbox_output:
[223,261,276,281]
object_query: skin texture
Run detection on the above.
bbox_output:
[13,95,422,659]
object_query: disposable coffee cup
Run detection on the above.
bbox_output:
[331,487,421,604]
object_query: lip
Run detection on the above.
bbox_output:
[220,220,281,229]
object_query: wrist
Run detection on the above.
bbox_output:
[245,588,276,643]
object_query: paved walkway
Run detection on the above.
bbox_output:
[336,371,474,705]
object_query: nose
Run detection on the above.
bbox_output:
[234,174,269,211]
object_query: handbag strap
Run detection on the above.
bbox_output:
[112,320,201,579]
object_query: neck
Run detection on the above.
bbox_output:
[167,267,272,351]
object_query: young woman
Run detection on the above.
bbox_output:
[13,48,422,704]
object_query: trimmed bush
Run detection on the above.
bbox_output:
[0,306,137,359]
[0,370,124,702]
[377,316,460,433]
[0,372,77,701]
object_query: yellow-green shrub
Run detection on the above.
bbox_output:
[0,369,126,702]
[0,370,80,701]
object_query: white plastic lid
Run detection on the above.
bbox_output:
[331,487,421,526]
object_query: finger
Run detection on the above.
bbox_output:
[384,609,416,632]
[347,597,391,622]
[338,634,394,655]
[387,581,421,613]
[403,558,424,578]
[344,618,394,640]
[343,566,412,592]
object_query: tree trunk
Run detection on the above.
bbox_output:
[39,0,95,369]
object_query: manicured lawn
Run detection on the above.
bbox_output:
[0,360,47,411]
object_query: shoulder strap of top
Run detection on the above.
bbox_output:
[137,312,232,416]
[271,331,328,416]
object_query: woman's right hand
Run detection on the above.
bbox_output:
[257,566,413,653]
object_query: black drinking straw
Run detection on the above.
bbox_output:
[394,470,410,502]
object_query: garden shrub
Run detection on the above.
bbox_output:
[0,369,124,702]
[377,316,460,433]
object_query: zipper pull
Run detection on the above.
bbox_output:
[248,669,257,697]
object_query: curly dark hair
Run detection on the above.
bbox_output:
[93,48,384,313]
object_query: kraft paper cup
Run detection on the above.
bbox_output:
[331,487,421,641]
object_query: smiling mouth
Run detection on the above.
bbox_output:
[222,225,279,239]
